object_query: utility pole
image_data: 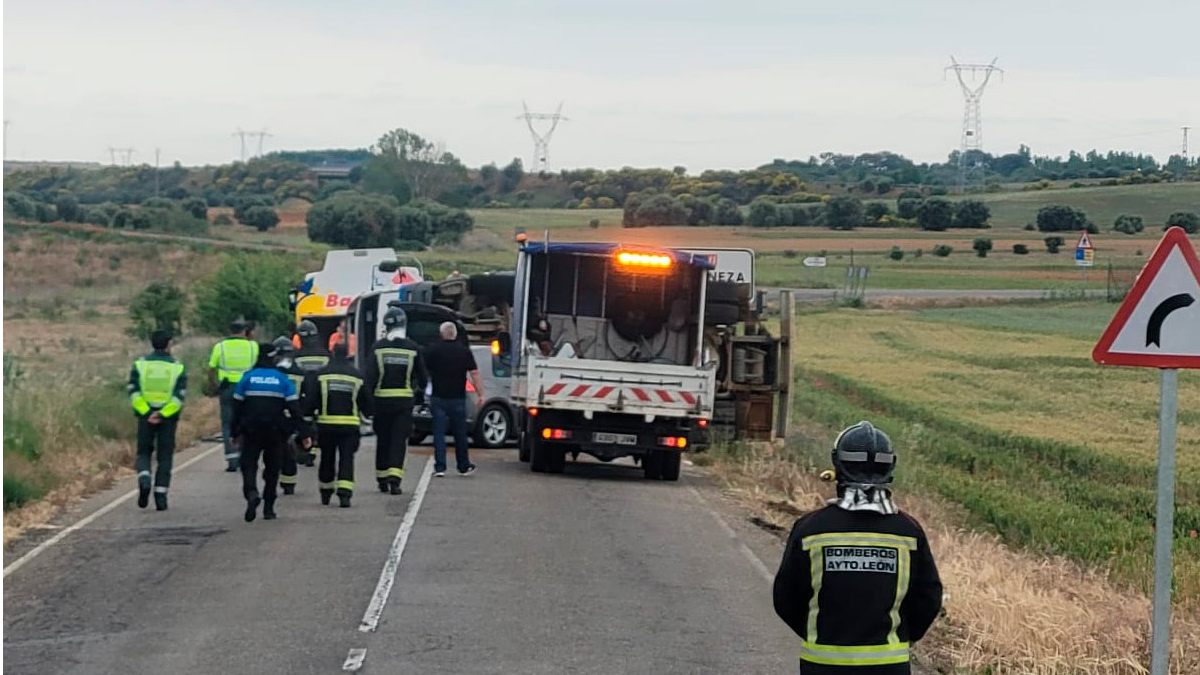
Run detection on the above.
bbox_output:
[1183,126,1191,165]
[233,128,248,161]
[946,57,1003,192]
[108,147,135,166]
[517,101,567,173]
[108,146,118,166]
[154,147,161,196]
[252,129,272,158]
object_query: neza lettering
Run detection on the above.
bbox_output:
[823,545,899,574]
[708,271,746,283]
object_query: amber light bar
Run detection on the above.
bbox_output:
[615,250,673,269]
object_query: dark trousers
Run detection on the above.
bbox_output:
[219,386,239,464]
[373,400,414,486]
[240,428,286,505]
[279,435,299,488]
[431,397,471,473]
[318,428,360,495]
[136,416,177,494]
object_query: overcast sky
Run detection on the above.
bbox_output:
[4,0,1199,169]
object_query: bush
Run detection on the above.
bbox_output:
[589,218,601,229]
[932,244,953,257]
[141,197,176,210]
[595,196,616,209]
[192,254,296,336]
[1112,214,1144,235]
[954,199,991,228]
[181,197,208,220]
[712,198,744,226]
[864,202,890,225]
[127,282,186,339]
[1166,211,1200,234]
[916,198,953,231]
[4,192,39,219]
[972,237,993,258]
[232,195,273,223]
[213,213,233,226]
[824,196,864,230]
[240,205,280,232]
[888,246,904,261]
[1012,244,1030,255]
[782,249,799,259]
[1044,236,1065,253]
[633,194,688,227]
[55,192,80,222]
[1037,204,1097,233]
[747,198,781,227]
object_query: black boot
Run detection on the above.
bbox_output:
[137,485,150,509]
[338,492,352,508]
[389,480,403,495]
[281,483,295,495]
[378,479,390,493]
[244,492,261,522]
[263,500,277,520]
[320,489,333,506]
[301,453,315,467]
[226,461,239,473]
[154,492,168,511]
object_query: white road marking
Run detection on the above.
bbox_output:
[3,443,222,578]
[358,456,435,633]
[342,648,367,671]
[687,485,776,585]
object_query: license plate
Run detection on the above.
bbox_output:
[593,432,637,446]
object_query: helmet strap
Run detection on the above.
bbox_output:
[386,327,407,340]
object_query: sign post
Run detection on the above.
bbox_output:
[1075,230,1095,289]
[1092,226,1200,675]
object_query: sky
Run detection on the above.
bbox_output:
[3,0,1199,170]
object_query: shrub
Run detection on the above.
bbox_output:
[712,198,744,226]
[192,254,297,336]
[55,192,81,222]
[747,198,781,227]
[916,198,953,231]
[782,249,799,259]
[1165,211,1200,234]
[1044,236,1065,253]
[240,205,280,232]
[1037,204,1097,233]
[589,218,600,229]
[1023,223,1035,231]
[141,197,176,210]
[127,282,187,339]
[1012,244,1030,255]
[824,196,864,230]
[181,197,208,220]
[888,246,904,261]
[595,196,616,209]
[864,202,890,225]
[1112,214,1144,235]
[633,194,688,227]
[4,192,39,219]
[232,195,273,223]
[953,199,991,228]
[972,237,993,258]
[213,213,233,226]
[932,244,953,257]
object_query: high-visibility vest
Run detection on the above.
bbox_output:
[317,373,362,426]
[373,347,418,398]
[131,359,185,417]
[211,338,258,383]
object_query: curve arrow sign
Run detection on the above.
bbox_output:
[1146,293,1195,347]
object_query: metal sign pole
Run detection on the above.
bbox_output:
[1150,367,1178,675]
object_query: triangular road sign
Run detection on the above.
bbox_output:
[1093,227,1200,368]
[1077,231,1094,250]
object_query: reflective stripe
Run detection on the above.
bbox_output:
[374,347,416,397]
[376,469,391,479]
[318,414,360,426]
[319,481,336,489]
[130,393,151,415]
[800,532,917,551]
[889,545,912,644]
[799,641,909,666]
[243,390,287,398]
[154,487,169,494]
[318,373,362,425]
[387,467,404,479]
[807,543,824,643]
[279,474,298,485]
[335,480,354,491]
[137,471,152,478]
[214,339,258,383]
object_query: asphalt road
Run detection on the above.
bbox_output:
[3,438,798,674]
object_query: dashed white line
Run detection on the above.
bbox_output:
[358,455,435,633]
[687,485,776,585]
[3,443,223,578]
[342,647,367,671]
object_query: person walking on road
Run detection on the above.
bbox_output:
[302,343,369,507]
[231,343,310,522]
[292,319,331,467]
[272,336,307,494]
[773,421,942,675]
[364,307,428,495]
[208,319,259,472]
[128,330,186,511]
[423,321,483,477]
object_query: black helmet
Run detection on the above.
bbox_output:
[297,319,318,338]
[271,336,295,355]
[382,307,408,331]
[831,421,896,487]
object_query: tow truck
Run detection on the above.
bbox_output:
[502,242,792,481]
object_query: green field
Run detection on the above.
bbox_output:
[787,302,1200,601]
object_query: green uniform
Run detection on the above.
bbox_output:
[128,351,186,500]
[209,337,259,466]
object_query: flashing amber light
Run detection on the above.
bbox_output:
[616,251,673,269]
[490,340,501,356]
[528,407,539,417]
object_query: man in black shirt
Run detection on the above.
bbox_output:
[423,321,484,477]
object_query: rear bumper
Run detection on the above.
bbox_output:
[527,409,702,460]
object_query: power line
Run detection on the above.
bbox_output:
[517,101,567,173]
[232,128,272,161]
[107,146,135,166]
[946,56,1003,191]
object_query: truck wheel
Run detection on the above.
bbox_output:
[518,430,531,463]
[530,436,548,472]
[642,451,662,480]
[659,451,682,481]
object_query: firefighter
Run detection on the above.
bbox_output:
[231,344,310,522]
[208,318,259,472]
[302,343,369,508]
[272,336,307,495]
[127,330,186,511]
[292,319,331,467]
[364,307,428,495]
[773,421,942,674]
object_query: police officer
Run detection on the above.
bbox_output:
[208,319,259,472]
[292,319,331,467]
[364,307,428,495]
[773,421,942,674]
[128,330,186,511]
[231,344,310,522]
[272,336,307,494]
[302,343,370,508]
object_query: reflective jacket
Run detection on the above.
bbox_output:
[293,344,331,374]
[364,336,428,404]
[301,358,370,429]
[773,504,942,674]
[208,337,259,385]
[128,351,186,418]
[231,366,305,437]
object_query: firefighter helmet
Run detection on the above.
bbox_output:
[271,336,295,355]
[831,421,896,487]
[297,319,319,339]
[382,306,408,331]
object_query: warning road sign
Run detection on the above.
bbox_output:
[1077,231,1094,250]
[1075,248,1095,267]
[1092,227,1200,368]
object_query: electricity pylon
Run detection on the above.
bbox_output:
[517,102,567,173]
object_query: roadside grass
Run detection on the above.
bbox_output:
[944,182,1200,231]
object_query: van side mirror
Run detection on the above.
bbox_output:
[377,260,400,273]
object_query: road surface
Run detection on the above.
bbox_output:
[773,287,1107,302]
[3,439,799,674]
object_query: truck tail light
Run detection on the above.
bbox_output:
[528,407,539,417]
[466,380,476,393]
[658,436,688,449]
[541,428,572,440]
[697,419,709,429]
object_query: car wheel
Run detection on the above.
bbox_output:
[408,434,427,446]
[473,404,511,449]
